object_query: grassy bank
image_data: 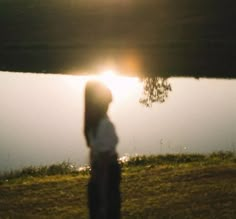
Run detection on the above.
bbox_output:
[0,152,236,219]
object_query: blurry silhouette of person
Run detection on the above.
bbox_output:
[84,80,121,219]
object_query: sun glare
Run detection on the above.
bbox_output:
[96,69,141,99]
[99,69,118,87]
[99,69,126,90]
[64,69,141,101]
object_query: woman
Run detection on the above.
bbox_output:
[84,80,121,219]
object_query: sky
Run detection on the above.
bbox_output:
[0,71,236,171]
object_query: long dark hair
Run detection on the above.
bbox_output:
[84,80,112,146]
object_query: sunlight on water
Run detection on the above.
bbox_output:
[98,69,141,99]
[0,71,236,171]
[63,69,142,105]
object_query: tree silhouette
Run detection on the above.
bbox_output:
[139,77,172,107]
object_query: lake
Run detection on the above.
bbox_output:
[0,71,235,171]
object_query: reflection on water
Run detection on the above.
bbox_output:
[0,71,236,171]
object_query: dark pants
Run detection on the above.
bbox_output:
[88,156,121,219]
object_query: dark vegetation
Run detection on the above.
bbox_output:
[0,152,236,218]
[0,0,235,77]
[0,162,80,181]
[139,77,172,107]
[1,151,235,181]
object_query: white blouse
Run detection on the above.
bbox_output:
[89,116,119,156]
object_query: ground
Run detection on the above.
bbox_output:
[0,153,236,218]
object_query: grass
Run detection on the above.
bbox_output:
[0,161,80,181]
[0,152,236,219]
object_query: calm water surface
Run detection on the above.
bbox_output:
[0,71,236,171]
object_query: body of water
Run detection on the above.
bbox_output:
[0,71,235,171]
